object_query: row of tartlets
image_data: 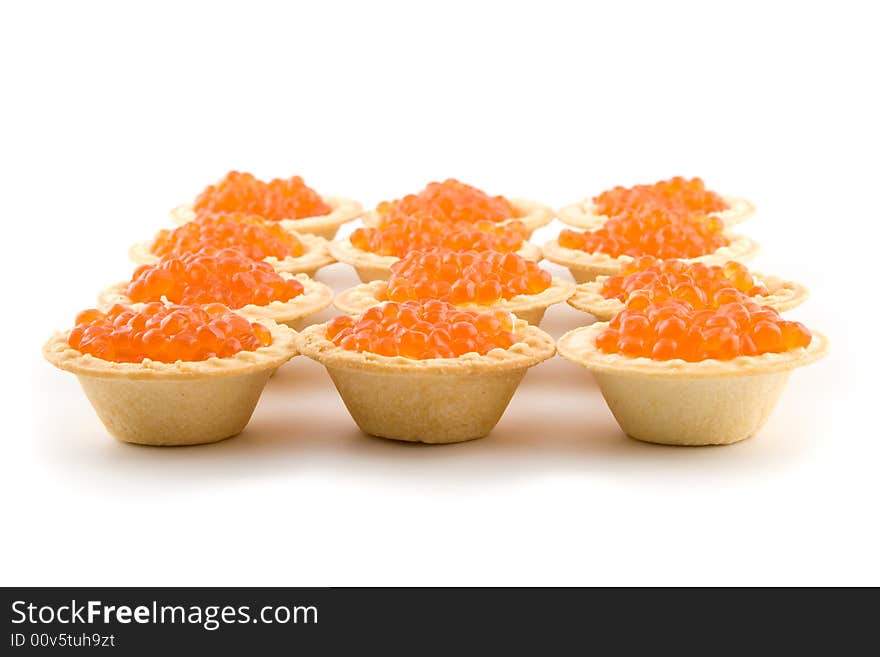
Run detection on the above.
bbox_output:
[44,173,826,447]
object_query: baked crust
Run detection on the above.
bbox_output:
[542,233,759,283]
[328,239,543,283]
[557,322,828,379]
[97,273,333,330]
[297,318,555,375]
[43,317,298,380]
[333,277,576,325]
[558,195,755,230]
[129,230,335,277]
[360,198,554,235]
[170,195,363,241]
[567,272,809,321]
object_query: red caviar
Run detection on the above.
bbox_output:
[151,213,305,261]
[384,248,552,305]
[193,171,330,221]
[593,176,728,217]
[349,214,528,258]
[601,256,769,310]
[558,206,729,259]
[326,300,518,359]
[67,303,273,364]
[127,248,304,309]
[376,179,515,226]
[596,299,811,362]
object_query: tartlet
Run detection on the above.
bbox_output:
[43,304,298,446]
[170,171,363,240]
[557,303,828,446]
[558,177,755,229]
[297,300,556,443]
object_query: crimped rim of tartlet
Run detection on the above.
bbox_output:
[296,318,555,375]
[567,272,809,321]
[97,273,333,327]
[557,321,828,379]
[360,198,554,234]
[43,316,298,380]
[170,195,363,235]
[129,230,335,276]
[557,195,755,230]
[333,277,576,319]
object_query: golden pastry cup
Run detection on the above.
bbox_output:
[543,233,759,284]
[129,230,335,278]
[558,195,755,230]
[98,273,333,331]
[328,240,543,284]
[170,196,363,241]
[333,278,575,326]
[360,198,554,237]
[296,319,555,443]
[43,318,298,446]
[557,322,828,446]
[568,272,809,321]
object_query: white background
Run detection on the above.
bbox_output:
[2,1,878,585]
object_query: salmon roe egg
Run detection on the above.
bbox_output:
[558,205,729,259]
[151,213,305,261]
[349,214,528,258]
[193,171,330,221]
[384,248,552,305]
[67,303,273,364]
[376,179,515,226]
[593,176,728,217]
[126,247,305,309]
[326,300,518,360]
[595,299,811,362]
[601,256,769,310]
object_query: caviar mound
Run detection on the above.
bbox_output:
[601,256,768,310]
[67,302,274,364]
[193,171,330,221]
[558,205,729,260]
[376,178,514,226]
[325,300,520,360]
[126,248,304,309]
[595,299,811,362]
[594,176,728,217]
[382,248,551,306]
[349,213,528,258]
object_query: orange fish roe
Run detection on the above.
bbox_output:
[558,206,729,259]
[376,178,515,226]
[193,171,330,221]
[601,256,769,310]
[67,303,273,364]
[384,248,552,305]
[126,248,304,309]
[326,300,518,360]
[593,176,728,217]
[349,214,528,258]
[151,213,305,261]
[596,299,811,362]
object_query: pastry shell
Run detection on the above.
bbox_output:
[328,240,543,283]
[567,272,809,321]
[542,233,759,283]
[297,319,555,443]
[333,277,576,326]
[97,273,334,331]
[130,230,335,277]
[558,195,755,230]
[360,198,554,236]
[170,196,363,241]
[557,322,828,446]
[43,318,298,446]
